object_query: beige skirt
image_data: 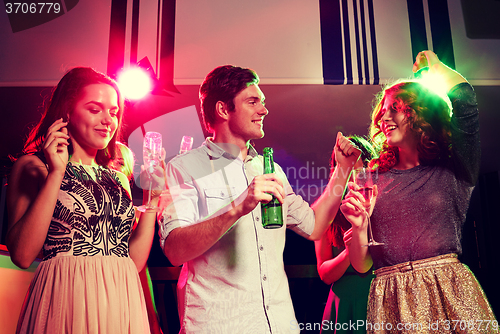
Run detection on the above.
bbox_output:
[16,255,150,334]
[367,254,497,333]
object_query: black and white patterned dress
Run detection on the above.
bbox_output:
[16,162,150,334]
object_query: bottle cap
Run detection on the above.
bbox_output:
[263,147,273,154]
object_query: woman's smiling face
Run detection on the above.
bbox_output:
[67,83,119,155]
[379,96,418,150]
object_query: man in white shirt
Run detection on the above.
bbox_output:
[158,65,360,333]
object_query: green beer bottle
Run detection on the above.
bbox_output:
[261,147,283,229]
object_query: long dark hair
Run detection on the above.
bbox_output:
[23,67,124,166]
[368,81,451,172]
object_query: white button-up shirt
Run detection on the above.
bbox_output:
[159,139,315,333]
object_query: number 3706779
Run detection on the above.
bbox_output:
[5,2,61,14]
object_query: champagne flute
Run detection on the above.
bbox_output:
[136,131,162,212]
[179,135,193,154]
[352,167,384,246]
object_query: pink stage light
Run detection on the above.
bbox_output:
[118,67,152,100]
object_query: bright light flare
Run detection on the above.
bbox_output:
[417,70,452,113]
[419,72,448,97]
[118,67,152,100]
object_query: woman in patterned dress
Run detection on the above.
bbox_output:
[6,67,163,333]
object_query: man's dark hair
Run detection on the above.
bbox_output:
[199,65,259,133]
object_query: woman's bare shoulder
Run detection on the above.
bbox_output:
[10,154,48,181]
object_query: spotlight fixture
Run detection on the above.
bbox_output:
[137,57,175,97]
[118,56,174,100]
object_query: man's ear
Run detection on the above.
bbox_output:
[215,101,229,121]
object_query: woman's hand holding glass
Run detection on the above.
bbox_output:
[136,132,166,212]
[341,183,373,227]
[341,168,382,246]
[138,156,166,208]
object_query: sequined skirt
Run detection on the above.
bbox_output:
[367,254,497,333]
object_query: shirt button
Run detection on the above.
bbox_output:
[260,246,264,251]
[263,275,267,281]
[266,305,270,310]
[256,216,260,221]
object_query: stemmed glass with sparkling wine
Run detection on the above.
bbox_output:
[179,135,193,155]
[136,131,162,212]
[352,167,384,246]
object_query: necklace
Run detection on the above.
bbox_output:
[68,161,103,182]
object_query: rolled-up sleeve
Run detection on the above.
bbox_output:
[158,161,199,249]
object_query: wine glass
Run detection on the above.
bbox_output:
[136,131,162,212]
[352,167,384,246]
[179,135,193,154]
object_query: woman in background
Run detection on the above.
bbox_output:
[110,141,164,334]
[109,141,136,185]
[341,51,496,333]
[7,67,162,333]
[315,136,376,334]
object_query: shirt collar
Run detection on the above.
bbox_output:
[203,138,258,161]
[246,144,258,161]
